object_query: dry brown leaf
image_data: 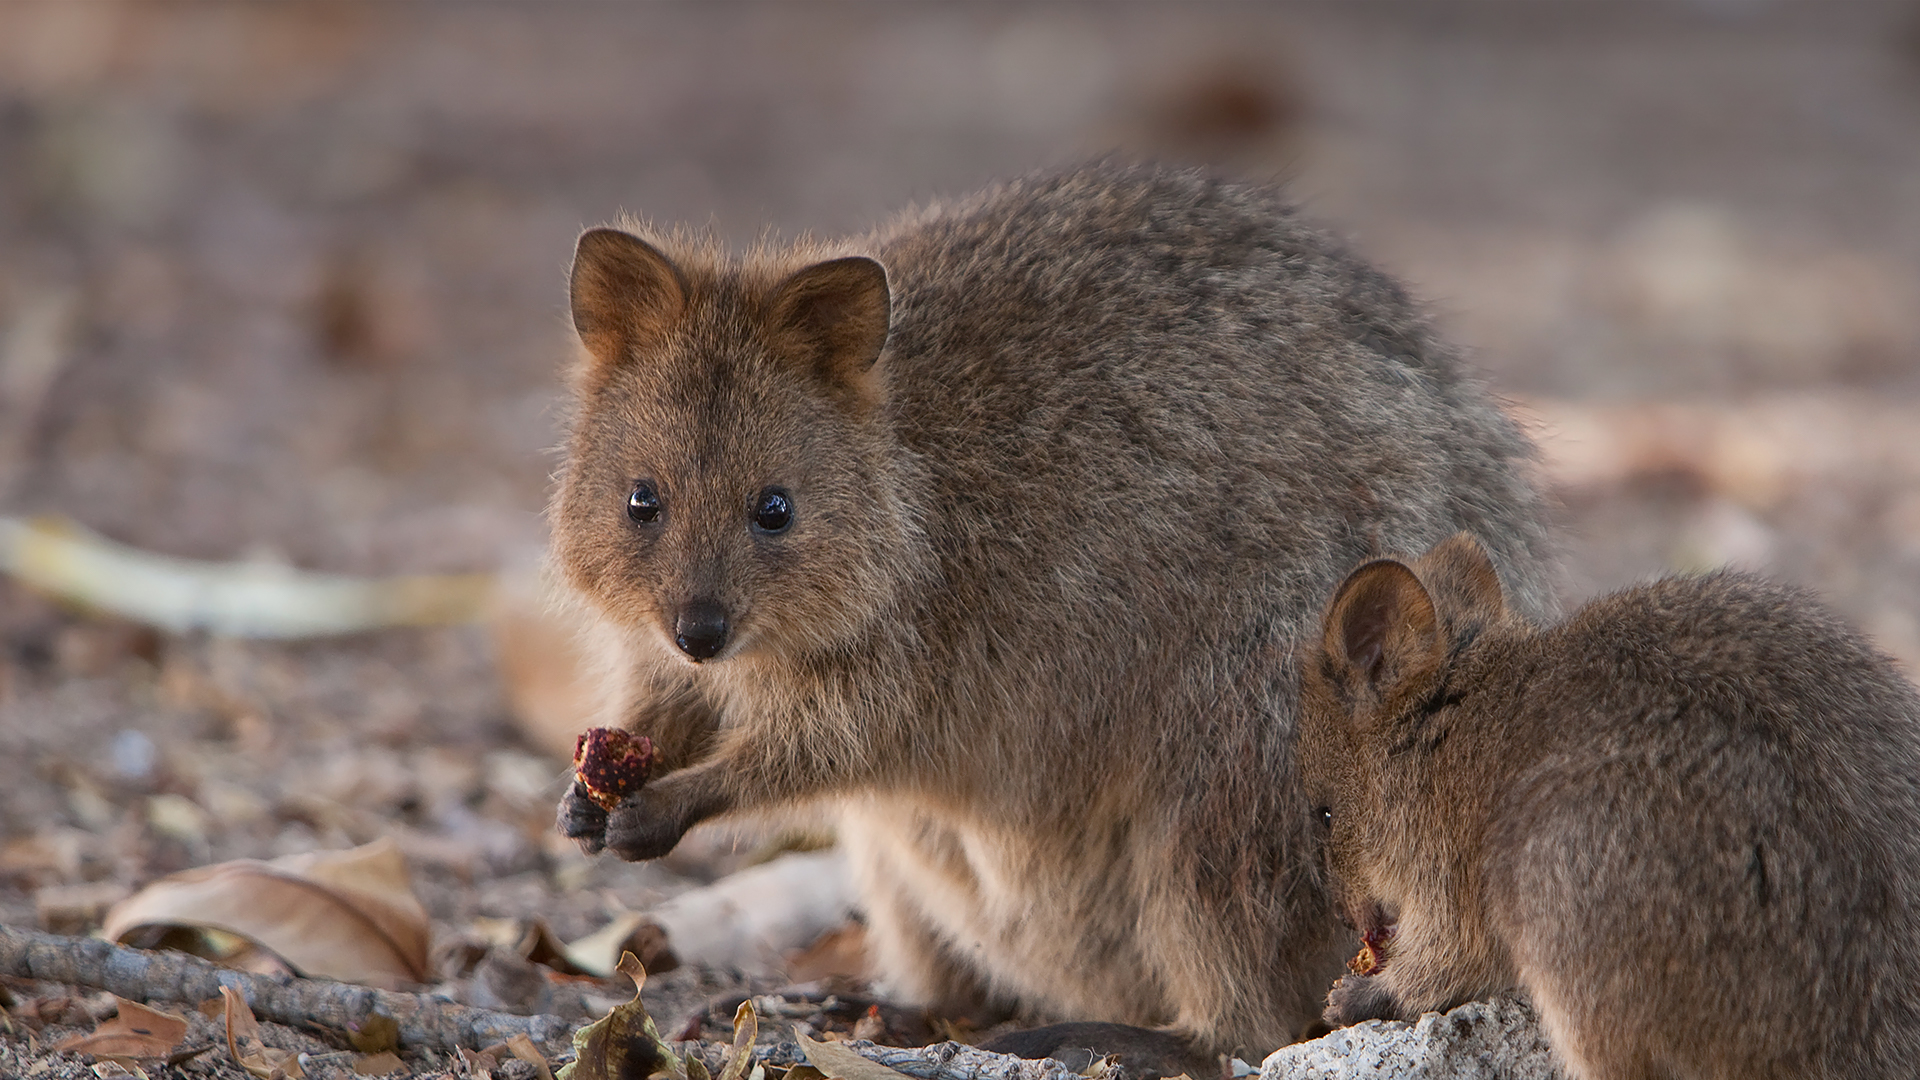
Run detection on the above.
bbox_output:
[715,1001,757,1080]
[504,1033,557,1080]
[221,986,305,1079]
[352,1051,405,1076]
[797,1036,913,1080]
[347,1013,400,1054]
[51,997,187,1060]
[555,952,682,1080]
[476,916,597,977]
[562,913,679,979]
[103,838,430,986]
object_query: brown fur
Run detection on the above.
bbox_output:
[550,162,1556,1055]
[1300,534,1920,1078]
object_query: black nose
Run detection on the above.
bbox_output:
[674,601,729,661]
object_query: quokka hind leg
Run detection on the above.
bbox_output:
[840,809,1012,1024]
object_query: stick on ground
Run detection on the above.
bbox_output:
[0,924,575,1055]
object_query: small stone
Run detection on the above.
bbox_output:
[1261,996,1565,1080]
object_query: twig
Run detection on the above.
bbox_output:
[753,1040,1081,1080]
[0,924,574,1055]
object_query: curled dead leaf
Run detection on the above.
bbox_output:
[715,1001,757,1080]
[797,1036,914,1080]
[220,987,304,1079]
[504,1033,558,1080]
[555,952,682,1080]
[103,838,430,986]
[51,997,187,1060]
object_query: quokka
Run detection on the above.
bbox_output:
[1299,533,1920,1078]
[552,163,1556,1055]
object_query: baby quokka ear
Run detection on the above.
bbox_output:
[1322,533,1511,730]
[765,256,891,408]
[1321,558,1446,722]
[569,229,689,371]
[1412,532,1510,631]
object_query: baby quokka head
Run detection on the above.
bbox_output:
[553,226,915,665]
[1297,533,1514,926]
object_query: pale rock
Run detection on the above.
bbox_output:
[1261,996,1565,1080]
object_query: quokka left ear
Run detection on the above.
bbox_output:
[766,256,891,404]
[1321,558,1445,706]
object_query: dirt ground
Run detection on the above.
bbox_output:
[2,2,1919,1077]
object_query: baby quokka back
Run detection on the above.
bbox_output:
[1298,533,1920,1079]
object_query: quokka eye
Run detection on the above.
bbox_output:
[1315,806,1333,829]
[751,487,794,534]
[627,482,662,524]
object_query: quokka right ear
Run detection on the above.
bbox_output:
[1414,532,1509,630]
[570,228,689,369]
[1322,559,1445,710]
[765,256,890,407]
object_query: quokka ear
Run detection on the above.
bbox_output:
[765,256,890,402]
[1415,532,1510,630]
[570,228,689,369]
[1322,559,1445,707]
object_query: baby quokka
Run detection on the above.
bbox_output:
[1298,534,1920,1079]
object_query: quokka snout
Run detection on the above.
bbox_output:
[1299,533,1920,1079]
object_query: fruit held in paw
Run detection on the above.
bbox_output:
[1347,924,1393,976]
[573,727,656,809]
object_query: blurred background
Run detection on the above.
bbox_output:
[1,0,1918,1039]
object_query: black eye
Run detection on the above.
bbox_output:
[751,487,793,534]
[1315,806,1333,830]
[627,482,661,524]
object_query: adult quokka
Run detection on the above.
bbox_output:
[553,163,1556,1055]
[1300,533,1920,1078]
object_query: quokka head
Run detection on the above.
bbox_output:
[1297,533,1517,928]
[552,226,920,666]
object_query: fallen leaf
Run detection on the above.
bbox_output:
[457,1045,498,1078]
[221,987,305,1079]
[103,838,430,986]
[353,1051,405,1075]
[476,916,596,977]
[563,913,677,978]
[503,1033,557,1080]
[52,997,187,1060]
[798,1036,914,1080]
[555,952,682,1080]
[0,514,496,637]
[347,1013,400,1054]
[716,1001,757,1080]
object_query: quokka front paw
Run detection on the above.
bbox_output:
[602,784,698,861]
[1325,973,1404,1027]
[556,780,610,854]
